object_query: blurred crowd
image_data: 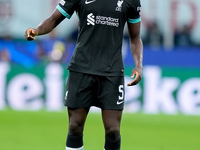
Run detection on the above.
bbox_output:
[0,31,73,66]
[0,21,199,65]
[143,21,197,48]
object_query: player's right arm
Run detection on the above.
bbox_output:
[25,9,65,41]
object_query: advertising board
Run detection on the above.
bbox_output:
[1,62,199,115]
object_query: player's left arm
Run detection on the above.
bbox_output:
[127,21,143,86]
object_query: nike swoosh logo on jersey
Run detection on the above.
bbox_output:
[117,100,124,105]
[85,0,96,4]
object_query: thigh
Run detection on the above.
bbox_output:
[102,110,123,134]
[67,107,90,135]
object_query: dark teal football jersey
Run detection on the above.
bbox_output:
[57,0,141,76]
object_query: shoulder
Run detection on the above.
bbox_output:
[57,0,81,17]
[59,0,81,7]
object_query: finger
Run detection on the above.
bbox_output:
[26,28,32,37]
[127,77,139,86]
[131,74,135,79]
[25,33,34,41]
[27,36,35,41]
[127,72,137,86]
[28,28,36,36]
[32,30,37,35]
[127,73,141,86]
[127,78,137,86]
[130,71,136,78]
[25,28,36,41]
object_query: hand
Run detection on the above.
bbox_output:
[127,67,142,86]
[25,28,38,41]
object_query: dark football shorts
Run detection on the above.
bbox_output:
[64,71,125,110]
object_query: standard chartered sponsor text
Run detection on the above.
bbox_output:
[96,15,119,27]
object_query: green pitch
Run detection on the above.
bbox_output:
[0,110,200,150]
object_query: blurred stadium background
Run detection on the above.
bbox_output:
[0,0,200,150]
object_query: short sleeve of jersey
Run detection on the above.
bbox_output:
[126,0,141,23]
[56,0,79,19]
